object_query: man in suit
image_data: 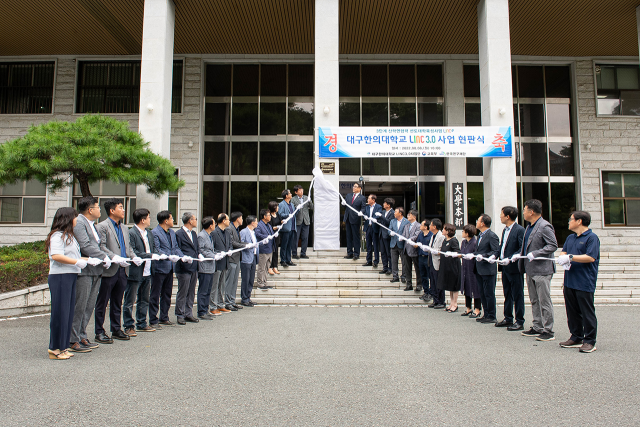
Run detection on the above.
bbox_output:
[361,194,382,267]
[69,196,110,353]
[174,212,199,325]
[518,199,558,342]
[291,185,313,259]
[416,220,433,301]
[150,210,185,328]
[402,209,423,292]
[224,212,247,312]
[95,198,139,343]
[427,219,446,308]
[343,182,366,260]
[123,208,158,336]
[240,215,259,307]
[473,214,500,323]
[378,198,395,275]
[496,206,526,331]
[278,189,297,267]
[197,216,216,320]
[210,213,232,315]
[254,209,274,294]
[389,207,409,283]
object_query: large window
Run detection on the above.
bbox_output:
[203,63,314,218]
[0,180,46,224]
[76,60,183,114]
[602,172,640,226]
[0,62,55,114]
[464,64,576,244]
[338,63,444,177]
[595,64,640,116]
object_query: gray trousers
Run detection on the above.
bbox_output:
[391,246,403,280]
[526,274,554,333]
[257,252,273,287]
[175,271,197,319]
[70,275,101,343]
[209,269,226,310]
[224,262,240,305]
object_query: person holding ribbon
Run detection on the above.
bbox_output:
[437,223,461,312]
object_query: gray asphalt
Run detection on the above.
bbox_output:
[0,305,638,426]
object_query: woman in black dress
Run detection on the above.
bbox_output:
[437,223,461,312]
[268,201,282,275]
[459,224,482,318]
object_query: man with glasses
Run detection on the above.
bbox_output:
[69,197,111,352]
[343,183,366,260]
[558,211,600,353]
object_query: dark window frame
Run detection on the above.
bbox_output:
[602,171,640,227]
[0,61,55,114]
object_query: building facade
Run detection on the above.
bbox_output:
[0,0,639,251]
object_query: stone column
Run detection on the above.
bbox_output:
[444,60,467,235]
[314,0,341,248]
[478,0,517,234]
[136,0,175,226]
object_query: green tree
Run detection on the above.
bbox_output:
[0,114,184,197]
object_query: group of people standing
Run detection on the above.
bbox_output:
[44,185,313,360]
[347,191,601,354]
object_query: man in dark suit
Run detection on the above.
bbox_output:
[343,182,366,260]
[151,210,185,328]
[389,207,409,283]
[496,206,526,331]
[174,212,200,325]
[224,212,246,311]
[361,194,382,267]
[378,198,395,275]
[197,216,217,320]
[123,208,158,336]
[473,214,500,324]
[210,213,232,315]
[95,198,138,343]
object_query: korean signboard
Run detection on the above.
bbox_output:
[452,183,465,230]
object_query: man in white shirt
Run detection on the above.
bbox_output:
[240,216,260,306]
[123,208,159,336]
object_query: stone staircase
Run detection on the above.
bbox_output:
[171,249,640,305]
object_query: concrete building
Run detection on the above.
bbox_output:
[0,0,639,251]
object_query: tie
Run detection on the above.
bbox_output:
[352,194,356,204]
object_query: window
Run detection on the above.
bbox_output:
[76,60,183,114]
[596,64,640,116]
[0,180,46,223]
[0,62,55,114]
[602,172,640,226]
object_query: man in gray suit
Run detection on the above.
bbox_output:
[402,209,423,292]
[517,199,558,342]
[197,216,216,320]
[69,196,111,353]
[95,198,139,344]
[224,212,247,311]
[291,184,313,259]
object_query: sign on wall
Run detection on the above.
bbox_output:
[452,183,465,230]
[318,126,512,158]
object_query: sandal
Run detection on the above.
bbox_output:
[461,309,472,316]
[48,349,70,360]
[448,306,458,313]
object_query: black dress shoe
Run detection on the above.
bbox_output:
[362,262,373,266]
[379,270,388,274]
[112,330,130,340]
[373,263,378,267]
[176,318,186,325]
[385,271,391,275]
[292,255,300,259]
[240,301,255,307]
[287,262,297,266]
[301,255,309,259]
[433,304,446,309]
[495,319,514,327]
[159,320,174,326]
[232,304,243,310]
[259,285,272,290]
[280,263,289,268]
[475,316,485,322]
[415,287,422,292]
[403,285,413,291]
[352,256,360,261]
[401,278,406,283]
[249,300,258,306]
[198,314,214,320]
[507,323,524,331]
[427,303,437,308]
[481,318,497,324]
[185,316,200,323]
[95,332,113,344]
[390,278,400,283]
[344,255,353,259]
[225,305,238,312]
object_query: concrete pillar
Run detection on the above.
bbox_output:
[136,0,175,226]
[314,0,340,185]
[478,0,517,235]
[444,60,467,235]
[637,6,640,57]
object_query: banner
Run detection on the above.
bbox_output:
[318,126,513,158]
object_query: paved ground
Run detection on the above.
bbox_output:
[0,305,638,426]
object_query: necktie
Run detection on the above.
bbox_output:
[352,194,356,204]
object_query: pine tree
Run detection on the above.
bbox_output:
[0,114,184,197]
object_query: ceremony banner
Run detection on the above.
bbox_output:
[318,126,513,158]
